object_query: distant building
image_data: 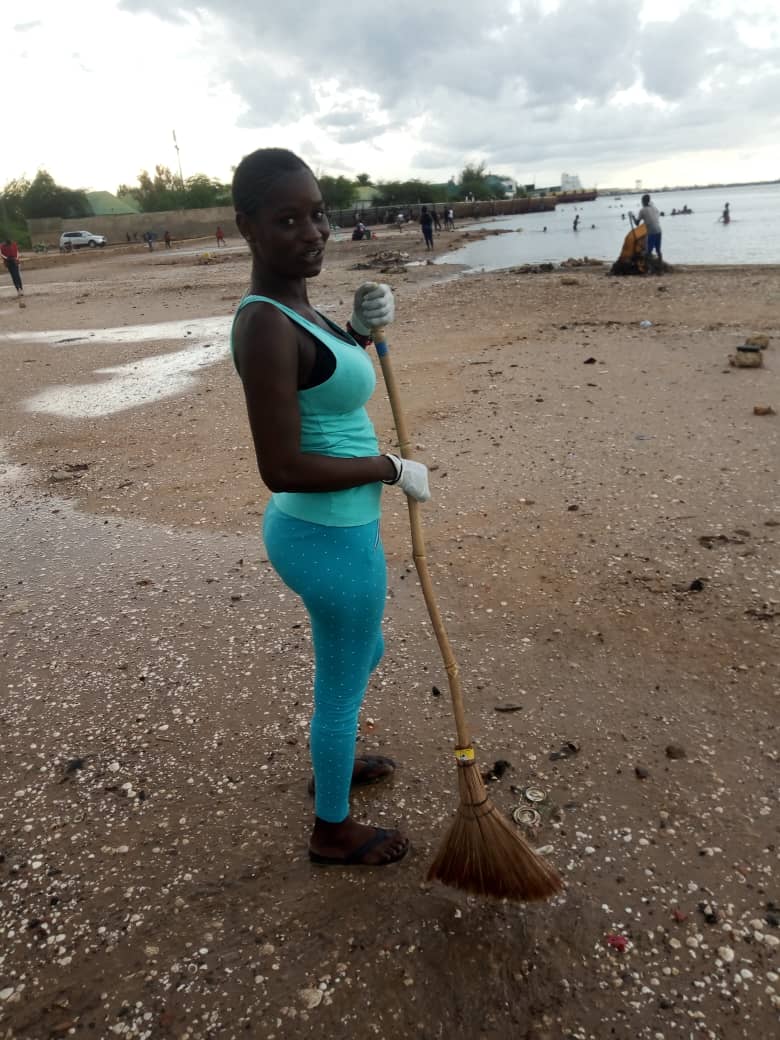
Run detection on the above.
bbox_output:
[560,172,582,192]
[485,175,516,198]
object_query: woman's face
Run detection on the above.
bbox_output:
[238,168,330,279]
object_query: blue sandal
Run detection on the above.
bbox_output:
[309,827,409,867]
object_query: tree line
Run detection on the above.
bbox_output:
[1,162,520,246]
[318,163,518,210]
[0,166,233,246]
[1,171,92,246]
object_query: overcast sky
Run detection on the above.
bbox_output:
[4,0,779,194]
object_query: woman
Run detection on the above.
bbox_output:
[231,148,430,867]
[1,239,24,302]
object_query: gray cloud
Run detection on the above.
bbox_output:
[227,59,315,126]
[13,21,42,32]
[638,10,732,99]
[316,108,398,145]
[118,0,780,181]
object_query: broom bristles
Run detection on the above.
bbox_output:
[427,761,564,902]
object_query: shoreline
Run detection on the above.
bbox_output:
[10,208,780,284]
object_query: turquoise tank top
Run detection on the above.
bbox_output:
[231,294,382,527]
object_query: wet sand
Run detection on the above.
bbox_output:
[1,231,779,1039]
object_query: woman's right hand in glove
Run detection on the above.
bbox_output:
[383,454,431,502]
[351,282,395,337]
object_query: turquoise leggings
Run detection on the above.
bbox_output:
[263,500,386,822]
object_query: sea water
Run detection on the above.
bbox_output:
[435,182,780,271]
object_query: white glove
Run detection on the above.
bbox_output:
[383,454,430,503]
[350,282,395,336]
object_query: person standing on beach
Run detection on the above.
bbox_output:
[721,203,730,224]
[420,205,434,250]
[635,193,663,267]
[1,239,24,303]
[445,207,455,230]
[164,230,172,249]
[230,147,430,866]
[431,208,442,231]
[216,225,226,247]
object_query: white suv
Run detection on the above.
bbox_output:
[59,230,107,251]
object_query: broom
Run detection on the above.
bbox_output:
[372,323,564,901]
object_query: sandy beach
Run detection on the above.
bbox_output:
[1,229,778,1039]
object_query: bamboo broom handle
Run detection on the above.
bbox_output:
[373,327,471,749]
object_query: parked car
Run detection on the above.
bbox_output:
[59,230,107,251]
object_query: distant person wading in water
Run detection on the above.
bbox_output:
[635,193,663,269]
[721,203,731,224]
[230,148,431,867]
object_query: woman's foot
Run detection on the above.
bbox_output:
[309,816,409,866]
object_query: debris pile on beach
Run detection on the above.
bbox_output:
[560,256,606,268]
[509,256,608,275]
[509,262,556,274]
[350,249,411,273]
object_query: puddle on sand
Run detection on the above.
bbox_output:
[1,315,232,419]
[26,341,228,418]
[0,456,27,486]
[1,315,230,347]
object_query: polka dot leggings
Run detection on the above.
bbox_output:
[263,500,386,823]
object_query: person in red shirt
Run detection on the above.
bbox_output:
[1,239,24,302]
[216,225,226,247]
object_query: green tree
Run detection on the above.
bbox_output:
[355,172,372,186]
[318,174,357,210]
[118,165,180,212]
[457,162,492,201]
[21,170,90,219]
[182,174,230,209]
[0,177,31,246]
[372,179,446,206]
[117,166,230,212]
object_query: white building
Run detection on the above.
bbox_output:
[560,172,583,191]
